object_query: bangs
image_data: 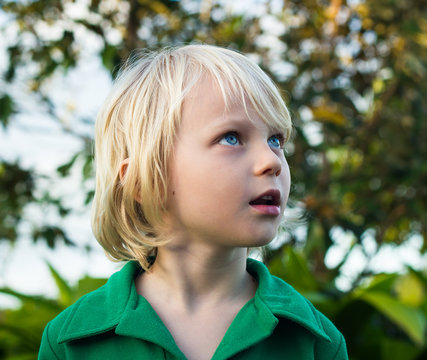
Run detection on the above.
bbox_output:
[178,45,292,141]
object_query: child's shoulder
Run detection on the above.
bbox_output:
[45,261,138,344]
[248,259,346,357]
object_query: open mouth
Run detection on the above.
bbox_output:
[249,189,281,207]
[249,189,281,216]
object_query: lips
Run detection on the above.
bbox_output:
[249,189,281,206]
[249,189,281,216]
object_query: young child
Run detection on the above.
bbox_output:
[39,44,348,360]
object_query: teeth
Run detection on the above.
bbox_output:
[261,195,273,200]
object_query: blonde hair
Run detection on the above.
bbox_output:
[91,44,292,270]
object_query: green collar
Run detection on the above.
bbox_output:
[57,258,330,357]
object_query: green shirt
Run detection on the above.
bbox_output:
[39,259,348,359]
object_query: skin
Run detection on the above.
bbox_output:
[124,76,291,360]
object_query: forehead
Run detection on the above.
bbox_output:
[180,75,281,133]
[182,75,225,116]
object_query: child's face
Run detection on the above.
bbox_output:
[164,76,291,248]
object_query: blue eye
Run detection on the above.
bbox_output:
[219,132,240,146]
[268,134,283,148]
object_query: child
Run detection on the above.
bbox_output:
[39,44,348,360]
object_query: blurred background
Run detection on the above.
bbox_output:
[0,0,426,359]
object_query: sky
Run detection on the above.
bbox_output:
[0,38,120,307]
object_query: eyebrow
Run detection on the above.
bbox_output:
[207,117,255,132]
[208,116,284,136]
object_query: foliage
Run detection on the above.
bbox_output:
[0,159,74,247]
[0,0,426,359]
[0,161,35,244]
[267,245,427,359]
[0,263,107,359]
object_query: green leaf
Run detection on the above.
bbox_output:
[269,246,318,291]
[360,273,399,293]
[32,226,74,249]
[5,354,37,360]
[82,155,93,180]
[46,262,72,307]
[285,247,318,290]
[0,323,40,348]
[403,53,426,79]
[56,153,79,177]
[74,276,107,300]
[0,94,15,128]
[0,288,62,311]
[358,291,427,346]
[101,43,119,74]
[380,337,421,360]
[84,189,95,205]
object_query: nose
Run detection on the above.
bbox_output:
[253,144,283,177]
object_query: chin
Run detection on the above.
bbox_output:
[244,234,276,248]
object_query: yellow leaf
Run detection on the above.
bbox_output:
[415,34,427,47]
[395,273,426,308]
[311,105,347,126]
[356,4,369,17]
[373,78,385,94]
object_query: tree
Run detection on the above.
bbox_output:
[1,0,426,358]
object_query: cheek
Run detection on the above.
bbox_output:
[168,154,210,211]
[281,162,291,201]
[170,156,241,216]
[173,155,205,191]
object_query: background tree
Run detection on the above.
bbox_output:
[1,0,426,359]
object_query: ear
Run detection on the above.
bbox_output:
[119,158,142,203]
[119,158,130,184]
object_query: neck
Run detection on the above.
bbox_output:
[138,242,256,313]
